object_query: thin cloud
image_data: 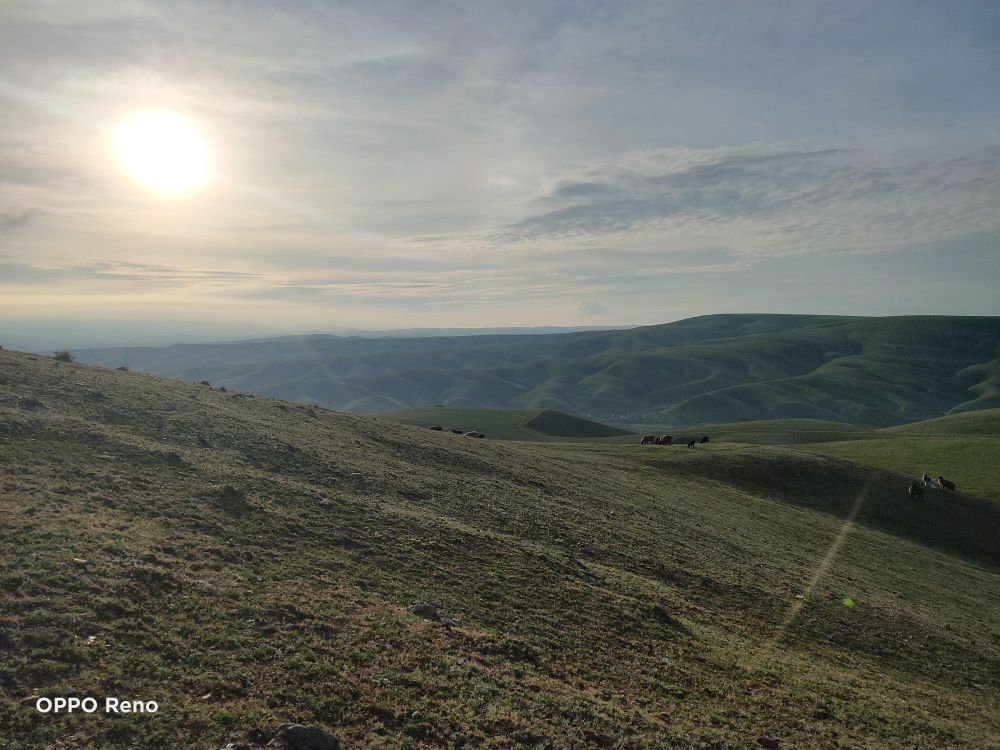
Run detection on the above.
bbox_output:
[578,299,608,316]
[0,1,998,326]
[0,208,40,232]
[0,258,259,286]
[493,146,1000,257]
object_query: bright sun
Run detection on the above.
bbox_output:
[116,111,208,194]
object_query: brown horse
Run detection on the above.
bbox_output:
[657,434,673,445]
[640,434,657,445]
[936,476,956,492]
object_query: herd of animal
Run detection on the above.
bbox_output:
[426,426,712,445]
[639,434,709,447]
[428,425,485,439]
[634,433,963,499]
[427,421,963,502]
[907,473,957,499]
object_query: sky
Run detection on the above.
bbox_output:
[1,0,999,342]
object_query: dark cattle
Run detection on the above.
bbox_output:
[700,435,710,444]
[907,481,924,500]
[429,425,443,431]
[922,473,933,487]
[656,434,673,445]
[686,440,696,448]
[937,476,956,492]
[640,434,657,445]
[451,429,464,434]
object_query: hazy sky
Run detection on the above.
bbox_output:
[1,0,999,335]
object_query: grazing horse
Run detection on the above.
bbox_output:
[936,476,956,492]
[657,434,673,445]
[700,435,710,444]
[686,439,696,448]
[640,434,657,445]
[907,481,924,500]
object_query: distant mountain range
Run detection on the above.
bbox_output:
[1,318,631,351]
[73,314,1000,426]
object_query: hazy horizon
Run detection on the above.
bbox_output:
[0,315,639,351]
[7,311,1000,354]
[2,1,999,332]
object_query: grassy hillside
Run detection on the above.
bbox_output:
[2,349,999,749]
[802,436,1000,501]
[658,419,875,445]
[881,407,1000,435]
[522,409,633,438]
[668,411,1000,499]
[378,406,540,440]
[72,314,1000,426]
[381,407,633,441]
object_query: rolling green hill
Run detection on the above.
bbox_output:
[801,409,1000,500]
[803,436,1000,501]
[881,407,1000,435]
[2,348,999,748]
[379,406,541,439]
[670,411,1000,499]
[522,409,633,438]
[660,418,874,445]
[381,407,633,440]
[72,314,1000,426]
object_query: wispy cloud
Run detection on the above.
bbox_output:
[0,258,258,287]
[578,299,608,316]
[493,145,1000,256]
[0,1,998,329]
[0,208,40,232]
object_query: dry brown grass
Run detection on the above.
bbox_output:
[1,349,997,749]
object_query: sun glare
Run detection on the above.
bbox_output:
[116,111,208,195]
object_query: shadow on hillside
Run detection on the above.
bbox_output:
[673,450,1000,568]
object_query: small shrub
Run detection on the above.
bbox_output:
[219,386,227,393]
[53,350,74,362]
[199,380,211,386]
[116,365,129,371]
[163,452,184,467]
[215,484,249,513]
